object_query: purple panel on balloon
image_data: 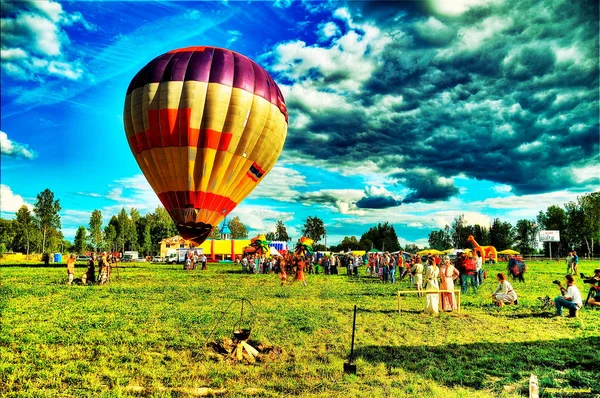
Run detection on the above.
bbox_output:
[185,48,213,82]
[232,52,255,92]
[164,51,193,82]
[208,48,234,86]
[251,62,270,102]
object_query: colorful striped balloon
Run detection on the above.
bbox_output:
[124,46,288,244]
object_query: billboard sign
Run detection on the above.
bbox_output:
[539,230,560,242]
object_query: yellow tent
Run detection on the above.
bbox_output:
[416,249,444,255]
[443,248,455,254]
[498,249,520,255]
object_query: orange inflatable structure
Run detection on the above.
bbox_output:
[467,235,498,263]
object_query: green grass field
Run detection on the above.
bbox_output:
[1,259,599,397]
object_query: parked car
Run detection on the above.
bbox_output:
[151,256,163,263]
[137,257,146,262]
[76,255,91,262]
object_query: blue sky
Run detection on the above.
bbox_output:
[1,0,598,247]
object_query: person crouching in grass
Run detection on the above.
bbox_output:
[66,254,76,285]
[491,273,517,306]
[554,274,583,317]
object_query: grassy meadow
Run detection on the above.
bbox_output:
[1,259,599,397]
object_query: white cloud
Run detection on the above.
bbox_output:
[428,0,502,17]
[273,0,293,9]
[1,0,92,81]
[248,166,308,202]
[0,184,33,213]
[0,131,37,159]
[318,21,341,40]
[265,9,391,91]
[226,29,242,46]
[229,204,294,235]
[492,184,512,193]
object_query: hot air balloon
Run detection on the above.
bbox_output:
[123,47,288,244]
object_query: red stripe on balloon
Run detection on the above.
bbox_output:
[246,171,258,182]
[158,191,237,214]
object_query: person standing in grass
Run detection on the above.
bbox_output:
[279,256,288,286]
[461,253,478,294]
[389,256,397,284]
[411,256,424,298]
[473,251,483,287]
[98,252,109,285]
[440,256,459,311]
[295,256,308,286]
[566,252,574,275]
[424,258,440,314]
[66,254,76,285]
[85,254,96,284]
[572,251,579,275]
[491,273,518,306]
[554,274,583,317]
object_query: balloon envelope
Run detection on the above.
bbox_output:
[124,46,288,244]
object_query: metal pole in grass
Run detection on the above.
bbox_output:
[344,305,357,374]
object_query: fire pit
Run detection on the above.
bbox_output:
[228,299,258,362]
[233,328,251,341]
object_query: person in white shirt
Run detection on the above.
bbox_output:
[474,251,483,286]
[492,273,518,306]
[554,274,583,317]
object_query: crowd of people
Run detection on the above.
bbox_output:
[65,248,600,317]
[65,252,116,286]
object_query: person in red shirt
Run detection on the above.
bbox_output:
[295,256,308,286]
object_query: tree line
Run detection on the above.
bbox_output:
[427,192,600,257]
[1,189,597,257]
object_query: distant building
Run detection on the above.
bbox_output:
[158,235,251,261]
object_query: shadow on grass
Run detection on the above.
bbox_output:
[355,336,600,394]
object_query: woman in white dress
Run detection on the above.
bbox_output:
[440,256,460,311]
[424,258,440,314]
[492,273,518,306]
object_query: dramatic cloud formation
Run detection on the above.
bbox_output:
[0,0,94,81]
[268,0,598,202]
[0,131,37,159]
[0,184,32,213]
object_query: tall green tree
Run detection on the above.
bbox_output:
[104,217,119,252]
[135,216,153,256]
[147,207,178,251]
[360,222,401,252]
[128,208,140,250]
[451,215,474,248]
[537,205,567,257]
[273,220,290,241]
[489,218,514,250]
[579,192,600,257]
[335,236,362,252]
[564,201,585,251]
[228,216,248,239]
[74,226,87,254]
[0,219,16,253]
[473,224,490,246]
[209,226,221,239]
[13,205,35,255]
[514,219,538,255]
[88,210,103,251]
[404,243,421,253]
[301,216,326,243]
[33,188,61,254]
[428,225,452,250]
